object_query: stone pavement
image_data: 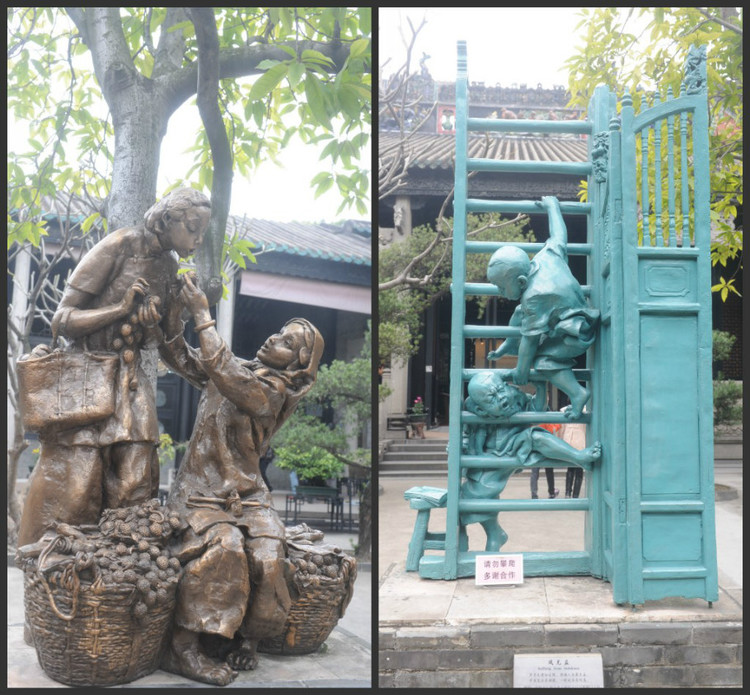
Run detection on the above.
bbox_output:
[7,523,372,688]
[379,427,743,627]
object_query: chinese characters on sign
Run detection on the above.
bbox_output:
[474,554,524,586]
[513,653,604,688]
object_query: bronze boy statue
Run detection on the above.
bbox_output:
[18,188,211,547]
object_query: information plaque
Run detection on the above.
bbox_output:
[474,554,523,586]
[513,653,604,688]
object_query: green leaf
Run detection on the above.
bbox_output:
[256,59,281,70]
[301,49,335,67]
[248,62,288,101]
[337,83,362,120]
[286,60,306,88]
[80,212,101,233]
[167,20,194,36]
[348,38,369,60]
[304,73,332,130]
[251,100,266,129]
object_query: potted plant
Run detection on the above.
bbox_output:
[274,445,345,487]
[408,396,427,439]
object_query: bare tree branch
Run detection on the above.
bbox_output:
[696,7,742,34]
[189,8,233,307]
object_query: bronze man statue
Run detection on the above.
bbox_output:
[17,188,211,547]
[159,273,324,686]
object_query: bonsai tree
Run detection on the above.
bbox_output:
[273,445,345,486]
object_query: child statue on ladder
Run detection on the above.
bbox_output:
[462,371,602,552]
[486,196,599,419]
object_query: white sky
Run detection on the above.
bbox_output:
[379,7,586,88]
[158,106,366,224]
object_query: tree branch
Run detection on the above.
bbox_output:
[188,8,234,306]
[152,7,190,79]
[159,39,354,118]
[68,8,137,105]
[696,7,743,34]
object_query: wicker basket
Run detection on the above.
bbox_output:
[24,567,174,687]
[20,505,181,687]
[259,529,357,656]
[24,565,174,687]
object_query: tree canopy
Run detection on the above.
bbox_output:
[379,213,533,364]
[564,7,742,298]
[8,7,371,298]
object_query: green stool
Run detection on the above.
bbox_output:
[404,486,468,572]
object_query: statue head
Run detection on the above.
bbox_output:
[256,318,324,378]
[467,371,527,418]
[144,188,211,259]
[487,246,530,300]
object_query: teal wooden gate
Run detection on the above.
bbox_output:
[415,41,718,606]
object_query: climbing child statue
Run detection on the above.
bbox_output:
[486,196,599,418]
[461,371,601,551]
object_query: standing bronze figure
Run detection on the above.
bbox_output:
[18,188,211,547]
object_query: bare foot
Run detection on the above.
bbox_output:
[577,442,602,470]
[161,631,238,686]
[226,639,259,671]
[565,387,591,419]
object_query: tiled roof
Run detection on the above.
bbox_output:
[25,194,371,267]
[379,132,588,174]
[228,217,371,266]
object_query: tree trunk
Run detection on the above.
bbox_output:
[108,79,168,230]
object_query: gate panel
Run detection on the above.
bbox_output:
[617,46,718,604]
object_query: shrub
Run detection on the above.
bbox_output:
[713,379,742,425]
[273,445,345,483]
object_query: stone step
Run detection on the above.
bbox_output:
[378,464,448,478]
[382,452,448,463]
[714,442,742,460]
[386,443,448,453]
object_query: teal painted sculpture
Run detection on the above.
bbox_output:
[409,41,718,604]
[486,196,599,418]
[462,372,601,551]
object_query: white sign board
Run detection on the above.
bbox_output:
[474,554,524,585]
[513,653,604,688]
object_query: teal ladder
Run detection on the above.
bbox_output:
[417,42,718,606]
[418,41,598,580]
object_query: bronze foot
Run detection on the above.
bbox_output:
[226,639,260,671]
[161,633,238,686]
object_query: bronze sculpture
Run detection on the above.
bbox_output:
[15,189,358,686]
[158,274,325,685]
[17,188,211,546]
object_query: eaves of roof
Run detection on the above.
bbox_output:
[228,217,371,267]
[20,195,371,268]
[379,132,588,174]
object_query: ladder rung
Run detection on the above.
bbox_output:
[467,117,593,136]
[460,456,581,470]
[459,497,590,512]
[463,325,519,338]
[464,282,591,296]
[465,241,593,255]
[462,368,593,382]
[467,159,592,176]
[641,567,709,579]
[466,199,591,216]
[462,411,591,425]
